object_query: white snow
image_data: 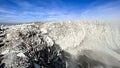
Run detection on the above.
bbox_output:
[43,35,54,47]
[1,49,9,54]
[46,21,120,67]
[3,21,120,68]
[17,52,26,58]
[40,28,47,35]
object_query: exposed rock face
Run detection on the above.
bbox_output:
[0,21,120,68]
[0,24,66,68]
[0,26,6,47]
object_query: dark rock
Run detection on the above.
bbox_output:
[0,33,6,37]
[0,28,67,68]
[0,42,4,47]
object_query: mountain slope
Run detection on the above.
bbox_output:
[0,20,120,68]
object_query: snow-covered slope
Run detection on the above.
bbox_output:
[0,20,120,68]
[40,21,120,68]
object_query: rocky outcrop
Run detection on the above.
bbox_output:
[0,24,66,68]
[0,26,6,47]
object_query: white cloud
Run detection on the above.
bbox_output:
[0,8,15,14]
[11,0,35,8]
[79,1,120,21]
[0,0,74,22]
[1,0,119,23]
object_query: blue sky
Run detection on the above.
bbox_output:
[0,0,120,23]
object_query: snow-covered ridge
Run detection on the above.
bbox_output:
[0,20,120,68]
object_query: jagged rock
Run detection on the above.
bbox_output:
[0,42,4,47]
[1,53,32,68]
[0,39,3,43]
[0,34,6,37]
[0,55,4,68]
[0,26,6,32]
[0,31,4,34]
[0,25,67,68]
